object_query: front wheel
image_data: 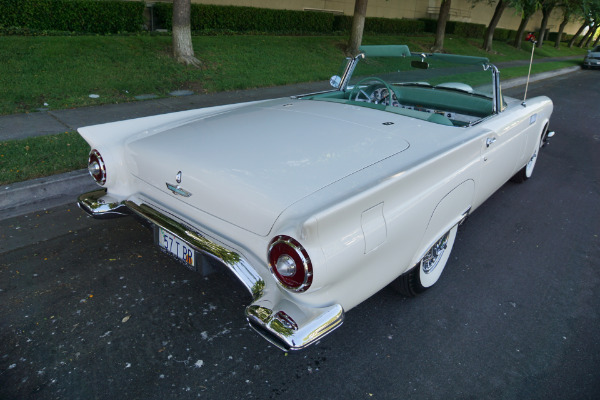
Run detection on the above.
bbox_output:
[391,225,458,297]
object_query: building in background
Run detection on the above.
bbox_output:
[145,0,582,35]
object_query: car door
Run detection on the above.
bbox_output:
[473,113,529,208]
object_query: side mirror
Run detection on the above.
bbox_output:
[330,75,342,89]
[411,60,429,69]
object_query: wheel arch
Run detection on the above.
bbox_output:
[410,179,474,267]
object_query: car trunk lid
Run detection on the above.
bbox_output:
[125,99,410,236]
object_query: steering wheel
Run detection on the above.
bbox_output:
[349,77,395,106]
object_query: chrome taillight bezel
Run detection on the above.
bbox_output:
[268,235,313,293]
[88,149,106,186]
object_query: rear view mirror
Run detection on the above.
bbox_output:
[411,60,429,69]
[330,75,342,88]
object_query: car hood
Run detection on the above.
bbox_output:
[125,98,410,236]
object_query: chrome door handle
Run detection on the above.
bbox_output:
[486,137,497,147]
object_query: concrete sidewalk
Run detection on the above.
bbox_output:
[0,81,332,142]
[0,61,582,220]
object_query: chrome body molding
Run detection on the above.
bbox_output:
[77,189,345,351]
[77,189,131,219]
[246,295,344,351]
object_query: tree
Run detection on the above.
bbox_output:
[172,0,200,66]
[554,0,580,48]
[513,0,540,49]
[537,0,558,47]
[568,22,588,47]
[482,0,509,52]
[569,0,600,48]
[586,0,600,47]
[584,24,599,46]
[578,28,590,46]
[432,0,452,52]
[347,0,368,56]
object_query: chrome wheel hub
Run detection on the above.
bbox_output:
[422,232,449,274]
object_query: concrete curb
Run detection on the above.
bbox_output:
[501,66,581,89]
[1,170,97,220]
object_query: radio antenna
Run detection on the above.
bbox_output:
[522,40,537,106]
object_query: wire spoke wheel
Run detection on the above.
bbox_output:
[391,225,458,297]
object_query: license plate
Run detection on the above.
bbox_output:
[156,227,196,267]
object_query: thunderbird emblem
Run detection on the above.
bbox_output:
[166,171,191,197]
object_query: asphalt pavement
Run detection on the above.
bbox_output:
[0,57,582,220]
[1,67,598,400]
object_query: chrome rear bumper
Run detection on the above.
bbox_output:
[78,189,344,350]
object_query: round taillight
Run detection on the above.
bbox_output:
[268,235,313,293]
[88,149,106,185]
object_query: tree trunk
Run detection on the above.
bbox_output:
[537,6,553,48]
[483,0,508,52]
[432,0,452,52]
[594,33,600,47]
[578,27,592,47]
[568,23,587,48]
[513,15,531,50]
[172,0,200,66]
[584,25,598,47]
[347,0,368,56]
[554,14,569,49]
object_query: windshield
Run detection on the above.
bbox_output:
[348,51,494,99]
[300,45,499,128]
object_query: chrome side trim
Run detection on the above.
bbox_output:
[290,89,337,99]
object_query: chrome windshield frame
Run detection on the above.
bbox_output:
[339,54,364,92]
[486,63,503,114]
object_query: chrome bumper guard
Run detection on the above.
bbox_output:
[77,189,344,351]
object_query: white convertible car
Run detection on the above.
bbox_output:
[78,45,554,350]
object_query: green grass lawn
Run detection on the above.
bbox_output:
[0,132,89,185]
[0,35,348,115]
[0,34,588,115]
[0,33,590,185]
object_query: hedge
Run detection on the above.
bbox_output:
[453,21,486,38]
[152,3,425,35]
[0,0,145,34]
[547,31,573,42]
[153,3,335,34]
[419,18,520,42]
[333,15,425,34]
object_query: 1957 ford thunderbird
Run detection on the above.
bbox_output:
[78,45,554,351]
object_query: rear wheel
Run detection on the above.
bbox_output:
[391,225,458,297]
